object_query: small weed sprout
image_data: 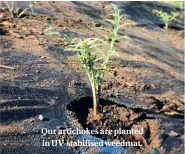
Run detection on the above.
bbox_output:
[153,9,179,31]
[66,4,131,117]
[17,2,35,18]
[5,1,36,19]
[5,2,14,19]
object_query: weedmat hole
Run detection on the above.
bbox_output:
[66,97,121,127]
[66,96,164,148]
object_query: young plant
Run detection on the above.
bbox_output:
[17,2,35,18]
[153,9,179,31]
[5,1,36,19]
[66,4,131,117]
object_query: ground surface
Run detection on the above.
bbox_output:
[0,1,184,154]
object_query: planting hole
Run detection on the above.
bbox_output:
[67,97,165,148]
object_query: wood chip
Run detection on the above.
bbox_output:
[0,64,15,70]
[150,83,157,89]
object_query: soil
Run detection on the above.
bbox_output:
[0,1,184,154]
[67,97,164,150]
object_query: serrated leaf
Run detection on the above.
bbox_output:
[89,44,103,49]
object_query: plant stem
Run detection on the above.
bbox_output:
[85,65,99,116]
[165,21,168,31]
[92,81,99,116]
[91,71,99,116]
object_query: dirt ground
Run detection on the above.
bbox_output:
[0,1,184,154]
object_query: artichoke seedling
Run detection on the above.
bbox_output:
[66,4,131,117]
[153,9,179,31]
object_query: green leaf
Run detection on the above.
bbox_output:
[116,35,132,41]
[105,19,115,25]
[65,48,84,52]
